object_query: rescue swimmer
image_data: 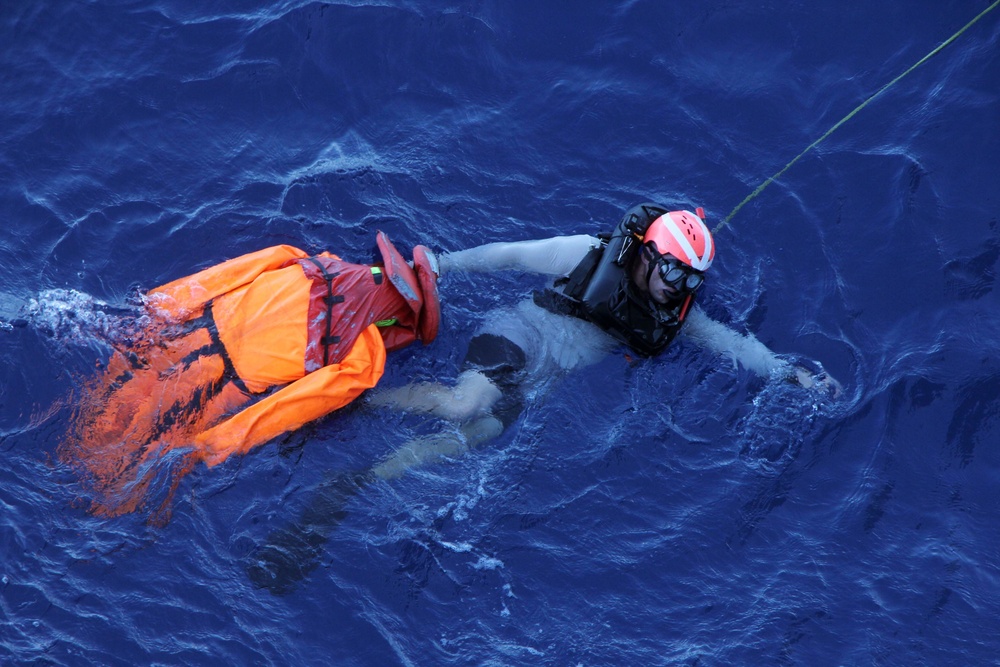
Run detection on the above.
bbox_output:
[539,202,712,355]
[369,202,838,435]
[60,233,440,518]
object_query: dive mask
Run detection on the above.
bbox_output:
[657,256,704,294]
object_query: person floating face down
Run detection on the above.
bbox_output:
[59,233,440,519]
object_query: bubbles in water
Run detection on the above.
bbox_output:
[23,288,144,345]
[736,368,839,470]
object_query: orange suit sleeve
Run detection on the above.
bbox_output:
[193,325,388,467]
[148,245,312,320]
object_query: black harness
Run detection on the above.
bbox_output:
[535,203,693,357]
[178,302,251,394]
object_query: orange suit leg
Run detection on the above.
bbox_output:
[61,326,252,517]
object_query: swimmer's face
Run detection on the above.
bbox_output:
[633,249,703,305]
[647,265,681,304]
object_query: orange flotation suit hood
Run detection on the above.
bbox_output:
[376,231,440,345]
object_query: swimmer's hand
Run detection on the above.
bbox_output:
[791,365,842,399]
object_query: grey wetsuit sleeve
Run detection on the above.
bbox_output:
[438,235,600,277]
[680,305,791,377]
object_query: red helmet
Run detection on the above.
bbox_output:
[644,209,715,272]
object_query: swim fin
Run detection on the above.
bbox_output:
[246,469,374,595]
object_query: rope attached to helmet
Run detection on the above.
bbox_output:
[713,0,1000,234]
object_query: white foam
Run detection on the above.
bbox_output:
[23,289,147,346]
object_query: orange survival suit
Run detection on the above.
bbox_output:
[61,232,439,517]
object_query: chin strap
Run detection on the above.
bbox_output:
[641,245,658,286]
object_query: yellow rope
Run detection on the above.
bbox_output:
[714,0,1000,234]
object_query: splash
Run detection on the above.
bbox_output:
[22,288,147,345]
[736,366,839,470]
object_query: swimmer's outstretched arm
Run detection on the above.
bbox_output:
[150,245,312,320]
[370,235,597,423]
[438,235,599,277]
[681,306,787,376]
[682,306,841,395]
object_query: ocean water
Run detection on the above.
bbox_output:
[2,1,999,665]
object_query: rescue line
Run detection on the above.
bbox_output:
[714,0,1000,234]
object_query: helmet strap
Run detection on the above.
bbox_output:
[678,294,693,322]
[642,245,658,286]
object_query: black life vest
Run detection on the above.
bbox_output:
[534,203,694,357]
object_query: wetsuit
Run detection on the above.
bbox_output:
[61,233,439,517]
[443,204,694,410]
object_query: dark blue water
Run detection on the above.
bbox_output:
[2,1,999,665]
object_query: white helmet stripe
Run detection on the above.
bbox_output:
[699,220,713,271]
[666,218,700,270]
